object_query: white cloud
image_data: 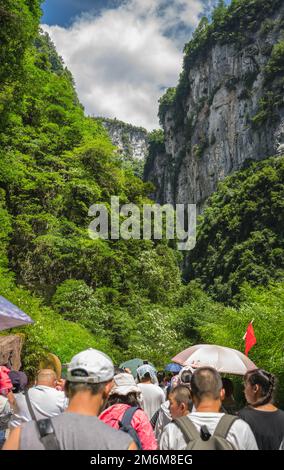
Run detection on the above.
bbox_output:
[42,0,208,130]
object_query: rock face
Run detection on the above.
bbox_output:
[100,118,149,161]
[144,2,284,213]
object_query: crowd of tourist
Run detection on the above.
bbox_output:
[1,348,284,450]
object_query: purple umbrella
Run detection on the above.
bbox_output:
[0,296,34,331]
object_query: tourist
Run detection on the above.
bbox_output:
[160,367,258,450]
[3,349,137,450]
[239,369,284,450]
[9,369,67,428]
[136,364,165,421]
[100,372,157,449]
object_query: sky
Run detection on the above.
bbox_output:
[42,0,231,130]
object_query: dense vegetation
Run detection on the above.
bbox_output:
[187,157,284,303]
[0,1,283,405]
[0,1,183,370]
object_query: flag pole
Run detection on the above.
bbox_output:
[243,319,255,340]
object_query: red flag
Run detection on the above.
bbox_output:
[244,322,257,356]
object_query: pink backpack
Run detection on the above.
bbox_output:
[0,366,12,395]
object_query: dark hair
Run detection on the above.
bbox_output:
[191,367,223,402]
[138,372,151,382]
[244,369,276,406]
[170,385,192,411]
[9,371,28,393]
[65,380,109,399]
[114,366,125,375]
[105,392,140,408]
[222,378,234,397]
[157,371,165,385]
[180,370,193,387]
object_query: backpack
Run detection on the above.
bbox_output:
[150,409,160,429]
[173,414,239,450]
[118,406,142,450]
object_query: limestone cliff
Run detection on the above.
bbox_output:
[144,0,284,212]
[100,118,149,161]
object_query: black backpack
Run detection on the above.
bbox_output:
[118,406,142,450]
[150,409,160,429]
[173,415,239,450]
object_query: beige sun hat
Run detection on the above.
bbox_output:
[110,373,142,396]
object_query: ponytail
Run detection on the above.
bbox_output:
[245,369,276,406]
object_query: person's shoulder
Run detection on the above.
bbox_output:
[238,407,255,421]
[273,408,284,425]
[189,411,221,420]
[98,417,133,445]
[49,387,66,397]
[135,407,146,417]
[231,415,255,434]
[44,387,67,404]
[99,403,116,419]
[160,420,184,448]
[150,384,165,395]
[152,386,165,399]
[239,406,252,414]
[229,416,258,449]
[134,407,150,424]
[167,420,176,429]
[33,385,64,396]
[52,412,97,425]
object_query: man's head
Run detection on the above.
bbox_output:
[190,367,224,409]
[179,367,194,388]
[9,371,28,393]
[36,369,58,388]
[169,385,192,419]
[65,349,114,414]
[222,377,234,399]
[136,364,156,384]
[157,371,165,385]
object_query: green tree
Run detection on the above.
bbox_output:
[188,157,284,302]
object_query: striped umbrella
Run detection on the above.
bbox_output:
[0,296,34,331]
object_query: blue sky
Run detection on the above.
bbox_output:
[42,1,119,27]
[42,0,231,27]
[42,0,232,129]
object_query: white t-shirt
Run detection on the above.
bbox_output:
[9,386,68,428]
[0,395,10,416]
[138,383,165,420]
[155,401,198,443]
[159,412,258,450]
[0,395,11,424]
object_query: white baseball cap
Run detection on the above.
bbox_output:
[110,373,141,396]
[66,348,114,383]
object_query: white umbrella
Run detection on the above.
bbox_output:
[0,295,33,331]
[172,344,257,376]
